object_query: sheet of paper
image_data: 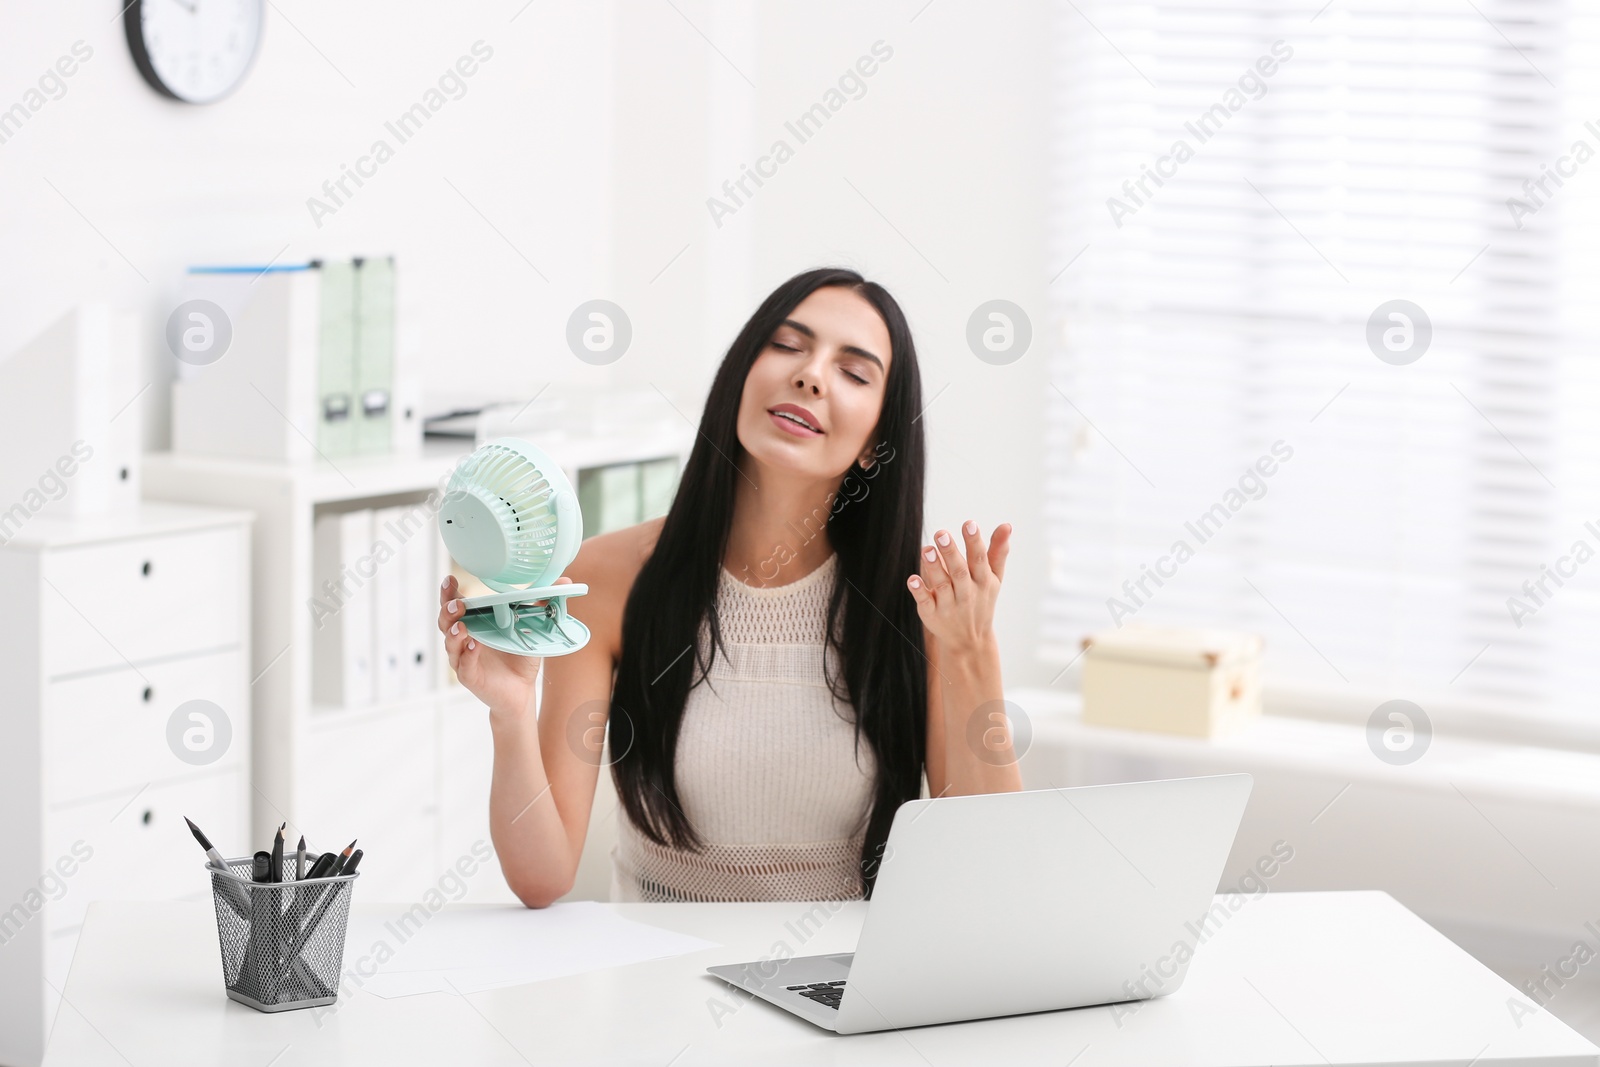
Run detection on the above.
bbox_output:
[342,902,719,998]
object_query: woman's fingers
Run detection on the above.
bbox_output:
[444,609,469,668]
[920,543,952,601]
[960,520,988,585]
[933,529,972,599]
[988,523,1014,582]
[907,568,932,609]
[439,575,462,635]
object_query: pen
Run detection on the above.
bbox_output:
[342,849,363,875]
[245,852,275,994]
[270,823,286,883]
[296,836,307,881]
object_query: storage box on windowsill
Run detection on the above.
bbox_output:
[1080,626,1263,739]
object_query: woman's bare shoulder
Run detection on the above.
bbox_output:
[569,516,664,586]
[564,517,666,653]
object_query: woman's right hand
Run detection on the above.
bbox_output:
[439,574,571,721]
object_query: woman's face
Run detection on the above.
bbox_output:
[736,285,893,481]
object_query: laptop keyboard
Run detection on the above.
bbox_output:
[787,981,846,1009]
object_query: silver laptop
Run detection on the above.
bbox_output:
[707,774,1253,1033]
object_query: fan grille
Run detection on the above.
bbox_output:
[448,443,563,584]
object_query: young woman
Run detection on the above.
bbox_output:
[437,267,1018,906]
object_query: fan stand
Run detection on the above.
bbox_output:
[460,583,591,657]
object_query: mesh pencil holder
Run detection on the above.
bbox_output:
[207,857,360,1012]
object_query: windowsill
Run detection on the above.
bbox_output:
[1025,661,1600,755]
[1009,686,1600,810]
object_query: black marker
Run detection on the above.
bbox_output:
[252,852,271,883]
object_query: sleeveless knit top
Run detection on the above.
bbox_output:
[610,552,877,902]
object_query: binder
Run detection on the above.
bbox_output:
[371,505,410,703]
[316,261,356,459]
[395,501,437,697]
[171,266,322,462]
[354,257,395,456]
[0,303,143,522]
[171,257,405,463]
[311,509,375,708]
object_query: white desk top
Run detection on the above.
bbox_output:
[44,891,1597,1067]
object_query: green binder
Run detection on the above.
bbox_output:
[354,256,395,455]
[316,261,356,458]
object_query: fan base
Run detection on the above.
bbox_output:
[460,588,591,657]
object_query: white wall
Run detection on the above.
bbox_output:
[0,1,617,442]
[597,0,1056,690]
[0,0,1055,689]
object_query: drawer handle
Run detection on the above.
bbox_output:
[142,686,153,703]
[141,809,153,826]
[141,561,152,577]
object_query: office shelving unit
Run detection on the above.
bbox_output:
[142,428,691,904]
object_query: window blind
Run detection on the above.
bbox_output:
[1046,0,1600,726]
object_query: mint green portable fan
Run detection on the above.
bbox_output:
[438,437,590,656]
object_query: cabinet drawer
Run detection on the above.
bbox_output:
[41,526,244,677]
[43,650,247,805]
[45,769,243,933]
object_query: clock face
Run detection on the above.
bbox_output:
[125,0,263,104]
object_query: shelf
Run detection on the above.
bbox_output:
[144,425,695,507]
[144,441,471,505]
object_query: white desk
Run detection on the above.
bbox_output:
[43,891,1597,1066]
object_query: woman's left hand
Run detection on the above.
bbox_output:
[907,520,1013,659]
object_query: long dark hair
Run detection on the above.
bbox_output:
[608,267,927,896]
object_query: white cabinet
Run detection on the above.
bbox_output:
[0,503,252,1067]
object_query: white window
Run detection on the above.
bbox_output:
[1046,0,1600,730]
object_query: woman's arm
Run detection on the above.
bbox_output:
[909,521,1022,797]
[439,529,635,907]
[488,618,614,906]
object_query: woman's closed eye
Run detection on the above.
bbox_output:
[768,340,870,384]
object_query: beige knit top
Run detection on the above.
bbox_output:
[610,552,877,902]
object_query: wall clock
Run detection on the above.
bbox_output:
[124,0,263,104]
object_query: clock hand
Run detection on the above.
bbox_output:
[170,0,197,12]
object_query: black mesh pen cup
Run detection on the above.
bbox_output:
[207,856,360,1012]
